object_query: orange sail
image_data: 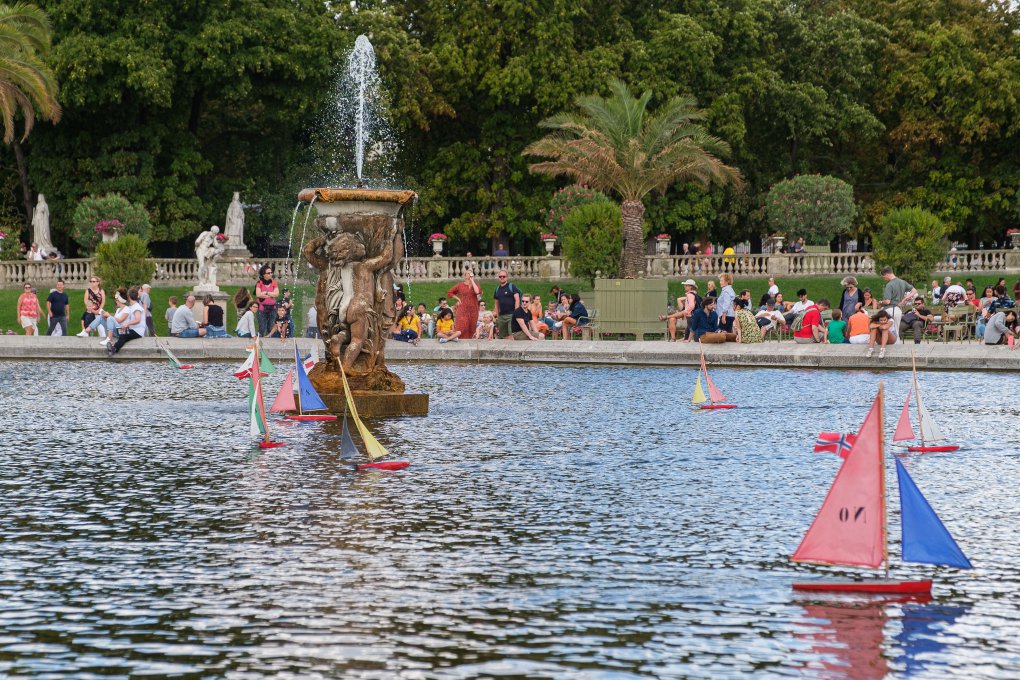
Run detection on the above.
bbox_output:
[893,389,914,441]
[270,369,296,413]
[792,390,886,569]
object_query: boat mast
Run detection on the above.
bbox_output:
[293,339,304,416]
[879,381,889,577]
[911,350,924,448]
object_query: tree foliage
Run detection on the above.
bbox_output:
[71,193,151,252]
[0,2,61,144]
[872,207,948,287]
[545,184,610,237]
[766,175,856,245]
[561,201,622,285]
[93,233,155,291]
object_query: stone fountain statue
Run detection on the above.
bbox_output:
[221,192,252,258]
[32,194,53,255]
[194,225,228,291]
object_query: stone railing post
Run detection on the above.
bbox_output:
[767,254,791,276]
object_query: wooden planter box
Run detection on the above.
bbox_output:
[592,278,667,340]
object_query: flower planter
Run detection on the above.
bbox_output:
[655,239,671,255]
[431,239,444,256]
[1010,232,1020,249]
[101,231,119,244]
[543,239,557,255]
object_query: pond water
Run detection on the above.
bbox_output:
[0,360,1017,678]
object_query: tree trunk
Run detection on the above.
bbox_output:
[619,199,646,278]
[11,139,32,229]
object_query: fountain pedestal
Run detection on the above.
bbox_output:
[298,187,427,416]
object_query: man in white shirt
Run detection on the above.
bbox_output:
[170,295,207,338]
[784,288,814,325]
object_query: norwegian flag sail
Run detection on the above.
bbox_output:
[814,432,858,459]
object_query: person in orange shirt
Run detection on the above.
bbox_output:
[846,306,871,344]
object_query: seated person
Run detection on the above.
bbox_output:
[236,301,259,338]
[170,295,206,338]
[826,309,847,344]
[793,298,828,344]
[390,305,421,344]
[435,308,460,343]
[732,299,763,344]
[416,303,434,339]
[983,310,1017,345]
[755,299,785,333]
[513,295,543,341]
[690,297,731,343]
[900,299,935,344]
[847,305,871,344]
[866,309,896,358]
[203,294,229,338]
[474,311,496,340]
[560,293,588,340]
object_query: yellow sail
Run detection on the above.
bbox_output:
[338,365,388,461]
[692,372,708,405]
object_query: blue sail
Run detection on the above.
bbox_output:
[294,343,328,412]
[340,412,360,460]
[896,459,972,569]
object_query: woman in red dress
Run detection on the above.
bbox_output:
[447,268,481,339]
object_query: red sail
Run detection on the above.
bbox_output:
[893,389,914,442]
[792,391,886,569]
[270,369,296,413]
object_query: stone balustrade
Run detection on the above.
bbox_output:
[1,250,1017,288]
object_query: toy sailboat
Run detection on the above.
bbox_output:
[245,338,285,449]
[156,340,194,370]
[271,341,337,421]
[234,342,276,380]
[692,345,736,409]
[338,363,409,471]
[792,385,971,594]
[892,353,961,453]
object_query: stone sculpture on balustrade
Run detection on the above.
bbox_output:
[221,192,252,258]
[194,226,228,292]
[32,194,53,255]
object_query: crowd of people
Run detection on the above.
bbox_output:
[664,269,1018,356]
[387,268,591,344]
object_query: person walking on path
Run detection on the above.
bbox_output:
[493,269,522,338]
[46,279,69,336]
[447,268,481,341]
[17,283,40,335]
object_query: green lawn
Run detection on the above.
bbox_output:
[3,272,1012,336]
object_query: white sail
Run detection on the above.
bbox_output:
[917,395,945,442]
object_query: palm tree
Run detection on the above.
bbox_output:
[0,2,61,221]
[524,79,741,278]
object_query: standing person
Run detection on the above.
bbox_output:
[767,276,779,297]
[109,288,147,356]
[447,268,481,340]
[494,242,509,257]
[676,279,701,342]
[45,278,69,336]
[492,269,521,339]
[163,297,178,333]
[254,266,278,337]
[139,283,155,337]
[716,273,736,332]
[880,266,917,331]
[838,277,863,324]
[305,305,320,339]
[17,283,40,336]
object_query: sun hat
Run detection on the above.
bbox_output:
[682,279,697,286]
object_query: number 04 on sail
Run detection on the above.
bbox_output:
[791,385,971,594]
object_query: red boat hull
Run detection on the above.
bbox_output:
[178,364,194,370]
[258,441,286,449]
[793,579,932,594]
[700,404,737,410]
[906,445,960,453]
[357,461,410,471]
[284,414,338,421]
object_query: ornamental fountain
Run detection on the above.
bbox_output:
[299,36,427,417]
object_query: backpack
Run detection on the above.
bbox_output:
[691,292,703,310]
[791,310,808,332]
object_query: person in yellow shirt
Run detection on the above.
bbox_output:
[435,308,461,343]
[390,305,421,344]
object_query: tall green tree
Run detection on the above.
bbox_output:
[524,79,741,278]
[0,2,60,223]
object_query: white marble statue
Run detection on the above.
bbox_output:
[32,194,53,254]
[195,225,228,290]
[225,192,245,243]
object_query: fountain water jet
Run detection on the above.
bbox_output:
[297,36,426,417]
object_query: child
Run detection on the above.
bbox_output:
[435,308,461,343]
[826,308,847,344]
[390,305,421,344]
[164,297,178,334]
[474,311,496,340]
[269,305,290,339]
[78,301,98,336]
